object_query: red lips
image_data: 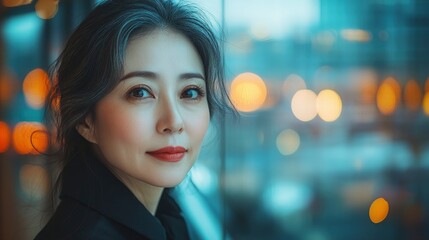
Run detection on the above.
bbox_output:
[146,146,187,162]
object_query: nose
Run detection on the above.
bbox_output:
[156,97,184,134]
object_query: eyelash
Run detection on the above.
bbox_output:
[127,85,153,100]
[181,85,206,101]
[126,85,206,101]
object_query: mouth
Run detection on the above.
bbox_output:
[146,146,187,162]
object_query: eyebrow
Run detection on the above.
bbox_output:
[119,71,205,82]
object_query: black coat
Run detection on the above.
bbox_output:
[34,151,190,240]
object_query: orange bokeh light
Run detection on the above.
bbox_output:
[0,71,18,105]
[2,0,32,7]
[423,92,429,116]
[369,197,389,224]
[0,121,11,153]
[404,79,422,111]
[35,0,59,20]
[13,122,48,155]
[23,68,51,109]
[230,72,267,112]
[377,77,400,115]
[341,29,372,42]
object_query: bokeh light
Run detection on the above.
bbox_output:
[250,24,271,41]
[13,122,31,154]
[0,71,18,105]
[423,92,429,116]
[312,30,336,52]
[404,79,422,111]
[12,122,48,155]
[342,181,375,208]
[2,0,32,7]
[291,89,317,121]
[263,182,312,216]
[35,0,59,20]
[23,68,50,109]
[230,72,267,112]
[341,29,372,42]
[377,77,400,115]
[386,77,401,101]
[316,89,342,122]
[276,129,300,156]
[19,164,50,201]
[0,121,11,153]
[369,197,389,224]
[191,164,217,195]
[282,74,307,100]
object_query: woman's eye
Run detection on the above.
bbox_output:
[182,87,205,100]
[128,87,153,99]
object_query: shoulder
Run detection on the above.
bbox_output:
[34,197,147,240]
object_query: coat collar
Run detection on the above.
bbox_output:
[60,150,188,239]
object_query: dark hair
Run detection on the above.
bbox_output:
[44,0,236,203]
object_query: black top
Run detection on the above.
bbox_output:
[34,151,190,240]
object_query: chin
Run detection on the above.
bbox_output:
[151,180,183,188]
[147,172,188,188]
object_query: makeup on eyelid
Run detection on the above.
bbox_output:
[125,84,206,101]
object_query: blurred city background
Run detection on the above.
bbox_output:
[1,0,429,239]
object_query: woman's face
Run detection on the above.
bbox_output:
[81,29,209,187]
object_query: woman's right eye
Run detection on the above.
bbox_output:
[127,86,153,100]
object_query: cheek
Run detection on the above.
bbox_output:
[186,109,210,145]
[94,102,150,146]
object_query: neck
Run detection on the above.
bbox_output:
[106,166,164,215]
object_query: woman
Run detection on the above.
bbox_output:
[35,0,235,239]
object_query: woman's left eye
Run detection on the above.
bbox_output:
[181,86,205,101]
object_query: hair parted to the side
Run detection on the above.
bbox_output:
[43,0,237,205]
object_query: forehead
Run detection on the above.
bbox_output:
[123,29,203,74]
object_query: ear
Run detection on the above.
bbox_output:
[75,115,97,144]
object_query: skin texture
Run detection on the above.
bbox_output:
[76,29,210,214]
